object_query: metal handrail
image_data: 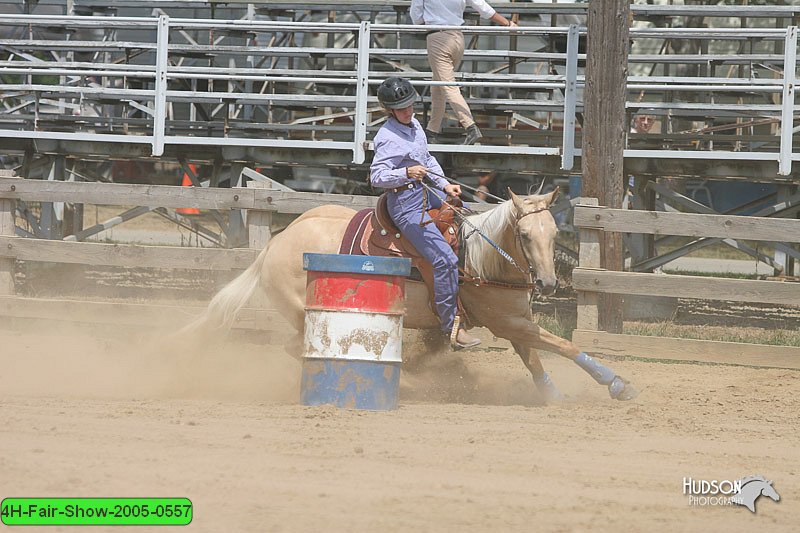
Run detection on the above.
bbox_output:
[0,14,797,175]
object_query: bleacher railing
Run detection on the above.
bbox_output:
[1,15,797,174]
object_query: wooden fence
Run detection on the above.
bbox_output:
[3,175,798,368]
[0,174,382,337]
[573,198,800,369]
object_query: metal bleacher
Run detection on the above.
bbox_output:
[1,1,800,184]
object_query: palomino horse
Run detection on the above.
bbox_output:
[185,188,638,403]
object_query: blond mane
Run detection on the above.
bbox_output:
[462,200,517,281]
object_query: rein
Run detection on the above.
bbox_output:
[418,180,530,277]
[458,269,539,291]
[461,207,552,300]
[417,179,550,297]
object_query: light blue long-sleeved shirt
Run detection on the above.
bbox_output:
[410,0,496,26]
[370,116,448,191]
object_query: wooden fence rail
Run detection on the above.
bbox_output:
[574,199,800,369]
[0,236,260,270]
[573,206,800,243]
[0,295,286,334]
[0,177,379,212]
[572,269,798,306]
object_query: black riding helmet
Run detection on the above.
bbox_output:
[377,76,418,109]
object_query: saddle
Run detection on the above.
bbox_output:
[339,192,464,319]
[339,192,460,259]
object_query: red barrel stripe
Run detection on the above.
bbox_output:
[305,271,405,314]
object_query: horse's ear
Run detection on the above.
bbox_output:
[546,186,560,206]
[507,187,524,213]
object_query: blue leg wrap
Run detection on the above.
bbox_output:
[574,352,616,385]
[532,372,565,403]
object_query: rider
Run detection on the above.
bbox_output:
[369,76,481,350]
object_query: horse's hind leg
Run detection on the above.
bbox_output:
[511,341,565,404]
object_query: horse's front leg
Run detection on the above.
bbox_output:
[500,318,638,401]
[510,342,565,404]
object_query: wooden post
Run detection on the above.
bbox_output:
[245,181,273,328]
[246,181,273,253]
[40,156,64,239]
[63,161,84,238]
[581,0,630,333]
[227,162,246,247]
[0,170,17,295]
[576,198,600,332]
[774,184,797,276]
[628,175,656,268]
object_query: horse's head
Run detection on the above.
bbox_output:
[508,187,560,295]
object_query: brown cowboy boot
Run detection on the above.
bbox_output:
[450,315,481,351]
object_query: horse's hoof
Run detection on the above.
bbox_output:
[533,372,566,404]
[540,385,566,405]
[545,390,567,404]
[608,376,638,401]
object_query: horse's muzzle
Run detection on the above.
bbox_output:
[535,278,558,296]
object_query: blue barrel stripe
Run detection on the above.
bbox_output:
[303,253,412,276]
[300,359,401,411]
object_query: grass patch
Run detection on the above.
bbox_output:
[662,269,760,280]
[536,312,800,348]
[598,353,800,371]
[534,309,577,340]
[623,321,800,347]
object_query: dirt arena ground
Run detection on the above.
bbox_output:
[1,322,798,532]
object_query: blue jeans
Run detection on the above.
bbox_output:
[387,185,458,333]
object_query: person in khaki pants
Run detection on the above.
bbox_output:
[410,0,515,145]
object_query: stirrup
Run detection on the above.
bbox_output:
[450,315,481,351]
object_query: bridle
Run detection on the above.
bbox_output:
[459,198,554,295]
[415,174,553,295]
[426,184,533,279]
[513,206,551,280]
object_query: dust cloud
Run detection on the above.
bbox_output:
[0,318,300,402]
